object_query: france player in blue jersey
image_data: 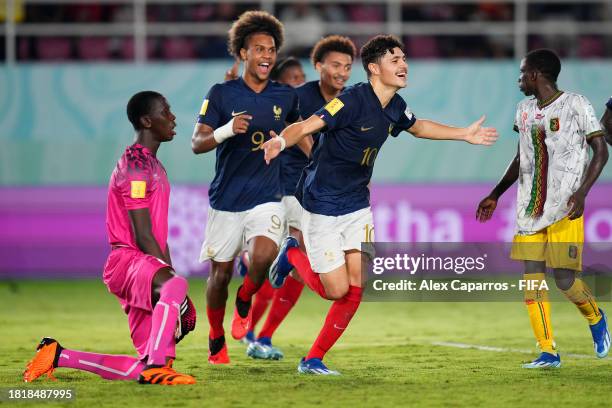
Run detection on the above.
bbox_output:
[247,36,358,361]
[191,10,303,364]
[246,36,359,360]
[264,35,498,375]
[603,97,612,146]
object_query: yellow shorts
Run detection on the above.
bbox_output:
[510,216,583,271]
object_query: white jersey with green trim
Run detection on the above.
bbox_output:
[512,91,603,235]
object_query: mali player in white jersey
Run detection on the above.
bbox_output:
[477,49,610,368]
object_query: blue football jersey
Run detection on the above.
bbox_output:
[198,78,300,211]
[298,82,416,216]
[280,80,327,196]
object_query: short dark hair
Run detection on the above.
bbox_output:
[525,48,561,82]
[227,10,284,58]
[310,35,356,66]
[270,57,302,81]
[126,91,163,130]
[360,35,404,77]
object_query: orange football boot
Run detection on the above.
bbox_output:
[231,305,252,340]
[23,337,62,382]
[208,342,230,365]
[138,362,196,385]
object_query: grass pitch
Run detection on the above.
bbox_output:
[1,279,611,407]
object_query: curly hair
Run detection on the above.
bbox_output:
[360,35,403,77]
[227,10,284,58]
[310,35,356,66]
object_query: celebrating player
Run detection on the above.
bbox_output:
[247,35,357,360]
[263,35,498,375]
[476,49,610,368]
[191,11,301,364]
[239,55,305,356]
[23,91,196,385]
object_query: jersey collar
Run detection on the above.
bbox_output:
[537,90,564,109]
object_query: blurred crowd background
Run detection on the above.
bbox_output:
[2,1,612,61]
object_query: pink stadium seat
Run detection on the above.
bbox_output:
[406,36,440,59]
[37,37,72,60]
[577,36,604,58]
[120,37,157,60]
[78,37,111,60]
[18,38,30,60]
[160,37,196,60]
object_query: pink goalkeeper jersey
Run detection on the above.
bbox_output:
[106,144,170,251]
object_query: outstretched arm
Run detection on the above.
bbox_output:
[409,115,498,145]
[567,136,608,219]
[476,145,520,222]
[262,115,326,164]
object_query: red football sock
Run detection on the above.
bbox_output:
[287,247,327,299]
[238,274,259,302]
[207,306,225,339]
[258,276,304,339]
[306,286,363,360]
[249,280,275,330]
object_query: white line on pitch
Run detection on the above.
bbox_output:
[432,341,593,359]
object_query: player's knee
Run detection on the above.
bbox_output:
[211,271,232,287]
[325,285,349,300]
[161,275,188,297]
[210,264,233,287]
[554,275,574,291]
[553,269,575,291]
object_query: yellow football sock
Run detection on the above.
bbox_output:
[524,273,556,354]
[561,278,602,325]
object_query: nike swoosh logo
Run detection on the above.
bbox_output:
[333,324,346,330]
[361,126,374,132]
[232,110,247,117]
[279,298,290,303]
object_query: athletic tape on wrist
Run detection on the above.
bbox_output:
[213,118,236,143]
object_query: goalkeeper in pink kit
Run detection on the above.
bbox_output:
[23,91,197,386]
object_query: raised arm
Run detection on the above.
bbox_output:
[262,115,326,164]
[128,208,170,264]
[476,144,520,222]
[409,115,498,145]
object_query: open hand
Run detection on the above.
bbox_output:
[567,190,586,220]
[465,116,499,145]
[476,195,498,222]
[262,130,283,164]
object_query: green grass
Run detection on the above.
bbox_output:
[1,279,611,407]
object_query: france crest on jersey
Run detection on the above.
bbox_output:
[298,82,416,216]
[198,78,300,211]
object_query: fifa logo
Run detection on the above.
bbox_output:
[273,105,282,121]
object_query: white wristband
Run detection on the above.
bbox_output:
[213,118,236,144]
[276,136,287,152]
